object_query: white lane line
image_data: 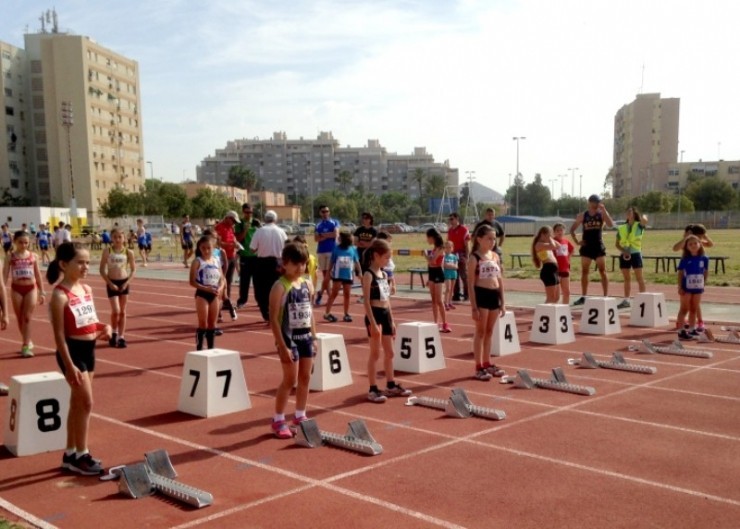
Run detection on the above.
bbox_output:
[0,496,59,529]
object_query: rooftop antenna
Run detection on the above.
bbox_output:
[639,63,645,94]
[39,12,46,33]
[52,8,59,33]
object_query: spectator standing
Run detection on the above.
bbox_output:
[353,212,378,270]
[180,215,195,268]
[569,195,614,305]
[446,212,471,301]
[615,206,648,309]
[234,203,262,309]
[215,211,240,320]
[473,208,506,259]
[314,205,340,306]
[250,210,287,321]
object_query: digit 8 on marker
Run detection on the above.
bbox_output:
[9,398,17,432]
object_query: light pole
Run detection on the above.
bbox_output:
[147,161,154,181]
[548,178,557,198]
[513,136,526,215]
[60,101,76,224]
[568,167,579,196]
[579,174,583,200]
[558,174,567,198]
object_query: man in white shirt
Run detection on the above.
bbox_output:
[250,210,287,321]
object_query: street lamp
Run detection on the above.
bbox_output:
[60,101,76,224]
[558,174,567,198]
[548,178,557,198]
[513,136,526,215]
[568,167,579,196]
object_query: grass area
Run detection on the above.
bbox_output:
[387,229,740,287]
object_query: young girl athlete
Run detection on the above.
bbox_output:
[189,235,224,350]
[49,242,111,475]
[443,240,459,310]
[467,225,506,380]
[3,230,45,357]
[532,226,561,304]
[426,228,450,333]
[99,228,136,348]
[363,239,412,403]
[676,235,708,340]
[552,223,574,304]
[268,242,316,439]
[323,231,361,323]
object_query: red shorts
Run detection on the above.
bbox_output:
[12,283,36,296]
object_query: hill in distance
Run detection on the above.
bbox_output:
[468,181,504,203]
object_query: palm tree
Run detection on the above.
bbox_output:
[412,168,426,210]
[336,170,352,193]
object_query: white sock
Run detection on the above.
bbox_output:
[273,413,285,422]
[295,410,306,419]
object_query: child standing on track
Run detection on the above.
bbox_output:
[99,228,136,348]
[363,239,412,403]
[676,235,708,340]
[552,223,574,304]
[426,228,450,333]
[49,242,111,476]
[672,224,712,332]
[190,235,224,350]
[443,240,459,310]
[375,231,396,295]
[3,231,45,357]
[323,231,360,323]
[467,224,506,380]
[136,218,149,268]
[268,242,316,438]
[37,224,52,265]
[532,226,561,304]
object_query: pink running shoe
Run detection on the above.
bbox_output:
[271,419,293,439]
[440,323,452,333]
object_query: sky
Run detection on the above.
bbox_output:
[3,0,740,200]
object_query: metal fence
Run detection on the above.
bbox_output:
[646,211,740,230]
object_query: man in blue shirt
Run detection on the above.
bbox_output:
[314,205,339,306]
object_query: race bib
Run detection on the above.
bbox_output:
[554,245,569,256]
[12,266,34,280]
[337,256,352,270]
[686,274,704,290]
[201,267,221,287]
[71,296,99,328]
[479,261,500,279]
[377,278,390,301]
[289,301,312,329]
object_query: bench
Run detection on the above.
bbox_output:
[510,253,529,269]
[661,255,729,275]
[409,267,426,290]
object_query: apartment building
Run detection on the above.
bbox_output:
[612,93,679,198]
[0,12,144,224]
[197,131,459,200]
[0,41,28,199]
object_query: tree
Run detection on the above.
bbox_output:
[632,191,675,213]
[669,194,695,213]
[99,187,135,218]
[517,174,550,215]
[227,165,248,189]
[426,174,446,201]
[190,188,239,220]
[336,170,353,194]
[412,168,426,210]
[684,177,736,211]
[0,188,30,207]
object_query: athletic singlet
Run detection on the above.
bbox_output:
[1,232,11,244]
[278,276,313,338]
[137,229,147,246]
[473,252,501,279]
[56,284,98,336]
[582,211,604,246]
[107,248,128,272]
[9,252,35,281]
[182,223,193,242]
[365,270,390,302]
[194,257,221,287]
[536,248,556,263]
[429,249,444,267]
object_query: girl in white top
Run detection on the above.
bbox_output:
[99,228,136,348]
[190,236,224,350]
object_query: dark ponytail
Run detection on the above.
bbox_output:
[46,242,82,284]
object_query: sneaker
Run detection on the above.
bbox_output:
[688,329,701,339]
[314,293,323,307]
[291,415,308,427]
[323,313,338,323]
[475,369,493,381]
[117,338,127,349]
[68,453,103,476]
[678,329,692,340]
[217,314,224,324]
[485,364,506,377]
[229,306,238,321]
[617,299,630,309]
[573,297,586,306]
[343,314,353,322]
[20,345,34,358]
[214,328,224,336]
[236,302,247,310]
[367,389,388,403]
[448,304,457,310]
[440,323,451,333]
[61,452,76,471]
[385,384,412,397]
[696,323,706,332]
[271,420,293,439]
[452,294,462,302]
[356,296,364,304]
[109,332,118,348]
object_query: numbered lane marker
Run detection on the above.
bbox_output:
[177,349,251,417]
[529,304,575,345]
[309,333,353,391]
[393,322,446,373]
[579,297,622,335]
[492,311,521,356]
[3,372,70,457]
[629,292,669,328]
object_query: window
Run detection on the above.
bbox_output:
[4,87,11,97]
[10,179,19,189]
[31,61,41,74]
[5,106,13,116]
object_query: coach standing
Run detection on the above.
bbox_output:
[314,205,340,306]
[473,207,505,259]
[250,210,287,321]
[447,212,471,301]
[234,203,261,309]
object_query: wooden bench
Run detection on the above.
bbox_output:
[510,253,529,269]
[662,255,729,274]
[409,267,427,290]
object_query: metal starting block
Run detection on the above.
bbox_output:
[699,329,740,344]
[638,339,713,359]
[99,449,213,508]
[295,419,383,456]
[568,352,657,374]
[720,326,740,333]
[0,382,8,396]
[405,388,505,420]
[500,368,596,396]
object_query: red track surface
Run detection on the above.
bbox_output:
[1,271,739,528]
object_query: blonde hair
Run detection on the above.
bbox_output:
[531,226,552,269]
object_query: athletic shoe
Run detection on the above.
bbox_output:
[214,328,224,336]
[440,323,451,333]
[236,302,247,310]
[20,345,34,358]
[385,384,412,397]
[217,314,224,324]
[485,364,506,377]
[314,293,323,307]
[117,338,127,349]
[452,294,462,302]
[475,369,493,381]
[367,389,388,403]
[271,420,293,439]
[572,297,586,306]
[61,452,76,470]
[448,304,457,310]
[67,453,103,476]
[696,323,706,332]
[291,416,308,427]
[229,306,238,321]
[688,329,701,339]
[617,299,630,309]
[109,333,118,348]
[323,313,338,323]
[356,296,364,304]
[677,329,692,340]
[343,314,353,322]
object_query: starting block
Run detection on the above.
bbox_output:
[393,322,446,373]
[638,339,712,359]
[491,311,521,356]
[294,419,383,456]
[3,372,70,456]
[630,293,669,327]
[501,368,596,396]
[699,329,740,344]
[177,349,251,417]
[0,382,8,396]
[568,352,656,374]
[405,387,505,420]
[309,333,353,391]
[579,297,621,335]
[529,304,575,345]
[101,449,213,508]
